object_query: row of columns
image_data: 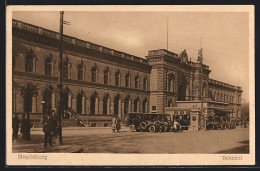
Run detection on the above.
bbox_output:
[13,90,149,118]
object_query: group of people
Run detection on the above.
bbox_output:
[12,110,58,147]
[12,112,31,140]
[111,116,121,132]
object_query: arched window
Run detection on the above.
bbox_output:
[76,93,83,114]
[125,73,130,88]
[168,74,175,92]
[78,63,83,80]
[63,60,69,79]
[135,75,139,89]
[114,94,120,116]
[115,71,120,86]
[43,86,53,113]
[124,96,130,116]
[168,99,173,107]
[104,67,109,85]
[143,77,147,90]
[90,92,98,114]
[134,97,140,112]
[45,57,52,76]
[103,93,110,115]
[22,83,38,113]
[143,98,148,113]
[91,65,97,83]
[25,49,35,73]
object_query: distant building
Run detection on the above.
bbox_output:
[12,19,242,127]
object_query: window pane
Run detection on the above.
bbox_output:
[104,72,108,85]
[115,74,119,86]
[78,65,83,80]
[92,70,96,82]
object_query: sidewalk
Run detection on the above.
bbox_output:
[13,126,129,153]
[12,134,83,153]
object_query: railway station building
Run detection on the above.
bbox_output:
[12,19,243,127]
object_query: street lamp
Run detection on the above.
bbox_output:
[56,11,64,145]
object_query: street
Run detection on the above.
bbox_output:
[12,126,249,154]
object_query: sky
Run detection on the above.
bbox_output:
[12,11,250,102]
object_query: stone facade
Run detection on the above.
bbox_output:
[12,19,243,125]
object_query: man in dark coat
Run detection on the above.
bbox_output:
[20,114,26,139]
[12,114,20,139]
[25,112,31,140]
[43,112,56,147]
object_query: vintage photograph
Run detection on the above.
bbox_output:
[6,5,254,165]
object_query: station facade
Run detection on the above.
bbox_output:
[12,19,242,126]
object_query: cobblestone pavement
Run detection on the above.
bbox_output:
[12,126,249,153]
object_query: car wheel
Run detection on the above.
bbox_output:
[216,124,222,130]
[140,122,147,130]
[129,125,135,132]
[148,125,156,133]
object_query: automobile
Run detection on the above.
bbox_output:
[206,116,223,130]
[122,113,172,133]
[173,114,190,130]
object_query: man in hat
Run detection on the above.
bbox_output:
[43,112,56,147]
[12,114,20,139]
[20,114,27,139]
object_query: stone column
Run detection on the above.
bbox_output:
[82,96,86,114]
[121,102,125,117]
[32,96,36,113]
[107,98,110,115]
[72,98,76,111]
[68,94,72,108]
[110,101,114,115]
[99,100,103,115]
[52,92,56,110]
[118,99,121,118]
[95,97,99,114]
[137,101,140,112]
[86,99,90,114]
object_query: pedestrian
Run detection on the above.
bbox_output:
[20,114,26,139]
[51,110,58,138]
[25,112,31,140]
[12,114,20,139]
[43,112,56,147]
[111,116,117,132]
[116,117,121,132]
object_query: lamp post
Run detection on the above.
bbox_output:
[56,11,64,145]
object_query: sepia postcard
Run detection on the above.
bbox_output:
[6,5,255,166]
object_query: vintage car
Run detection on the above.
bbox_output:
[173,114,190,130]
[123,113,172,133]
[206,116,223,130]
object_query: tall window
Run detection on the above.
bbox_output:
[115,71,120,86]
[63,60,69,79]
[25,49,35,73]
[125,73,130,88]
[143,77,147,90]
[104,68,109,85]
[26,56,33,73]
[91,66,97,83]
[45,57,52,76]
[135,76,139,89]
[78,63,83,80]
[167,74,175,92]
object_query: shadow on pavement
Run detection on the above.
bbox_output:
[217,140,249,154]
